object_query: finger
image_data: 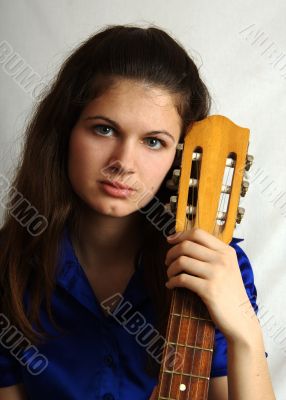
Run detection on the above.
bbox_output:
[165,240,215,266]
[167,227,228,251]
[166,256,210,280]
[165,272,207,297]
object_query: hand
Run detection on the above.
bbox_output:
[165,227,260,343]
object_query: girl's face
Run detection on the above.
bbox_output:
[68,79,182,218]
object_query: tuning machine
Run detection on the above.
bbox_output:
[166,169,180,190]
[164,195,177,214]
[240,180,249,197]
[170,195,178,213]
[239,154,253,197]
[236,207,245,224]
[171,143,184,168]
[245,154,254,171]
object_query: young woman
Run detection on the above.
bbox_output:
[0,24,275,399]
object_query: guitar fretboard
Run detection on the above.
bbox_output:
[157,288,215,400]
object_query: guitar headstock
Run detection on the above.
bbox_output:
[165,115,253,243]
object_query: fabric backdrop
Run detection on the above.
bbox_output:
[0,0,285,398]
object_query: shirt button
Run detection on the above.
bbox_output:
[103,355,114,367]
[102,393,114,400]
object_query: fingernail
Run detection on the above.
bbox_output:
[167,232,180,240]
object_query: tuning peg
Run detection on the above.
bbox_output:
[216,211,227,223]
[236,207,245,224]
[192,151,202,161]
[225,157,235,167]
[172,143,184,167]
[189,178,199,188]
[244,170,249,180]
[240,180,249,197]
[186,205,196,217]
[172,169,181,185]
[221,184,231,194]
[245,154,254,171]
[166,169,181,190]
[170,196,177,213]
[164,197,177,214]
[166,174,200,191]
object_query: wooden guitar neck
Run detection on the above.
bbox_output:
[150,115,252,400]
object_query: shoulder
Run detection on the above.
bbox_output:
[229,237,258,312]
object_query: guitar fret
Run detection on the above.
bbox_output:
[163,369,210,380]
[167,341,213,352]
[158,397,176,400]
[171,312,212,322]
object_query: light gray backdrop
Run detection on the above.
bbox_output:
[0,0,285,398]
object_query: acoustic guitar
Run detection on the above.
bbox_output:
[149,115,253,400]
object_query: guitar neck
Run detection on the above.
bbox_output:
[156,288,215,399]
[150,115,252,400]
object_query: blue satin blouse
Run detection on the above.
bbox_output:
[0,227,261,399]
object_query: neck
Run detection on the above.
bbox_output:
[70,205,144,269]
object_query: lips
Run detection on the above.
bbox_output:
[100,180,135,191]
[99,180,136,199]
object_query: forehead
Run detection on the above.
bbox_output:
[77,78,183,141]
[83,79,181,122]
[91,78,179,108]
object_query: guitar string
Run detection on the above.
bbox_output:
[198,156,217,400]
[173,200,196,398]
[173,205,199,400]
[180,261,200,400]
[176,151,202,400]
[190,151,206,400]
[200,155,233,400]
[157,145,185,400]
[186,153,233,400]
[157,275,177,399]
[183,150,205,400]
[158,144,187,400]
[193,153,227,400]
[167,286,184,400]
[165,179,187,398]
[166,147,196,400]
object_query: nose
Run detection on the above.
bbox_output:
[106,139,136,177]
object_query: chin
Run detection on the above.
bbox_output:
[100,208,138,218]
[88,200,139,218]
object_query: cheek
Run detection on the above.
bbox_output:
[68,135,99,184]
[134,157,174,210]
[141,153,175,191]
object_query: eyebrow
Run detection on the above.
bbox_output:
[84,115,175,142]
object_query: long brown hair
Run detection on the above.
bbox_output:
[0,24,211,375]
